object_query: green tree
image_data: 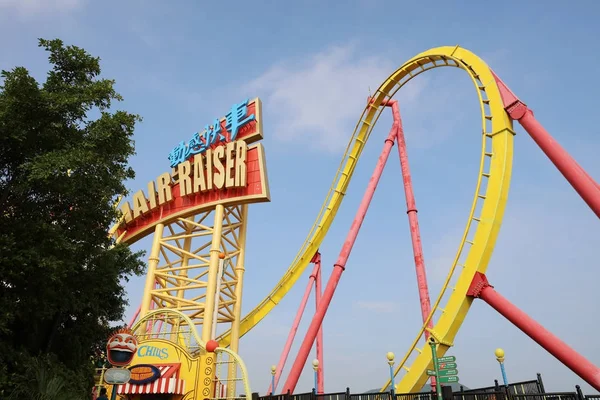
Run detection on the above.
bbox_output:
[0,38,145,397]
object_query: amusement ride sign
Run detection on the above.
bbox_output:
[114,98,270,243]
[108,98,268,399]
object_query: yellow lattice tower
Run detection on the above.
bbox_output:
[110,98,268,399]
[137,204,248,398]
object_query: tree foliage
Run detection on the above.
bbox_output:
[0,38,145,397]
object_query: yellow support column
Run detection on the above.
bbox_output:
[202,204,225,342]
[228,204,248,398]
[198,205,225,400]
[140,223,164,333]
[172,222,192,344]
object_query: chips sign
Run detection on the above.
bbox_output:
[128,364,161,385]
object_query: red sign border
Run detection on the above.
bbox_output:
[117,142,270,245]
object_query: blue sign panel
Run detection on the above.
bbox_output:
[168,99,256,168]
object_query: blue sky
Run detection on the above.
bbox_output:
[2,0,599,395]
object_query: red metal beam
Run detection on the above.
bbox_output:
[282,107,399,394]
[491,70,600,217]
[314,253,324,394]
[390,101,434,334]
[267,255,321,394]
[388,99,436,389]
[128,305,141,328]
[468,272,600,391]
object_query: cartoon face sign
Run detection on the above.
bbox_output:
[106,328,138,367]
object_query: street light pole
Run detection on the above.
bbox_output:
[270,365,277,395]
[312,359,319,394]
[495,348,509,387]
[386,352,396,395]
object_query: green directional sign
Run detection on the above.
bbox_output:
[438,376,459,384]
[426,369,436,376]
[438,362,457,370]
[437,356,456,363]
[437,369,458,377]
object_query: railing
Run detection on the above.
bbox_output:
[461,378,544,396]
[317,392,349,400]
[505,381,546,396]
[395,392,437,400]
[510,394,578,400]
[350,392,393,400]
[294,392,316,400]
[258,394,289,400]
[454,391,509,400]
[256,385,596,400]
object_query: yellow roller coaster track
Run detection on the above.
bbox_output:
[215,45,515,393]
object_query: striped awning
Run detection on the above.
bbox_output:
[117,364,185,395]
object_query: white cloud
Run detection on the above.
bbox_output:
[242,44,503,154]
[243,44,422,153]
[0,0,84,16]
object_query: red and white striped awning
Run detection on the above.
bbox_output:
[117,364,185,395]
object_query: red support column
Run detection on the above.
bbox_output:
[314,253,325,394]
[388,100,436,390]
[491,71,600,218]
[282,114,399,394]
[128,305,141,328]
[268,259,321,394]
[389,101,434,333]
[467,272,600,391]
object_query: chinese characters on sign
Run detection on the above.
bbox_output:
[168,99,256,168]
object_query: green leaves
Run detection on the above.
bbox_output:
[0,38,145,397]
[8,355,88,400]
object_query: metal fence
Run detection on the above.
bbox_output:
[461,376,544,396]
[510,394,578,400]
[395,392,438,400]
[316,392,349,400]
[350,393,393,400]
[454,391,509,400]
[505,381,546,396]
[256,375,597,400]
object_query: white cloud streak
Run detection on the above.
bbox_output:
[242,43,493,155]
[243,44,412,153]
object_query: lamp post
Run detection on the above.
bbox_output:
[312,359,319,394]
[495,348,509,387]
[270,365,276,395]
[386,352,396,395]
